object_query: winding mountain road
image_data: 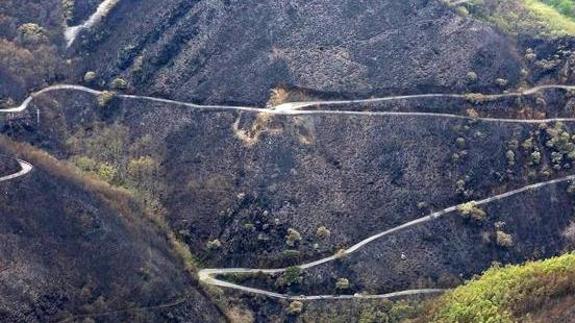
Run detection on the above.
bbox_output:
[5,84,575,124]
[3,83,575,301]
[14,0,575,309]
[198,173,575,300]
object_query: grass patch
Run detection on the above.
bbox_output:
[466,0,575,37]
[423,253,575,322]
[524,0,575,35]
[541,0,575,18]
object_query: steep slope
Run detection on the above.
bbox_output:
[71,0,521,104]
[463,0,575,38]
[416,253,575,322]
[0,154,20,176]
[4,84,575,310]
[3,0,575,321]
[0,138,223,322]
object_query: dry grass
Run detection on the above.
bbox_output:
[267,86,290,108]
[0,135,137,221]
[0,135,201,274]
[232,113,283,146]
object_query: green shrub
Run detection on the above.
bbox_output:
[206,239,222,250]
[467,0,575,37]
[495,78,509,87]
[316,226,331,239]
[506,150,516,166]
[97,91,116,107]
[73,156,97,172]
[530,150,542,165]
[287,301,303,315]
[466,71,478,83]
[455,6,470,16]
[16,23,47,46]
[96,163,118,183]
[282,266,301,286]
[282,249,301,258]
[541,0,575,18]
[496,230,514,248]
[457,201,487,221]
[84,71,97,83]
[286,228,302,247]
[62,0,75,23]
[110,77,128,90]
[522,137,534,150]
[456,137,466,149]
[336,277,350,290]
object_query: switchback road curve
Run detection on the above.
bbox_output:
[3,83,575,301]
[0,158,33,183]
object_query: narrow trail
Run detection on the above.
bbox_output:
[5,84,575,124]
[3,83,575,303]
[64,0,122,47]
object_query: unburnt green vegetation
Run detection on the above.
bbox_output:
[420,253,575,322]
[542,0,575,18]
[0,136,223,321]
[462,0,575,37]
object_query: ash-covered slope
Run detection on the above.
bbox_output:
[73,0,521,104]
[0,139,223,323]
[0,154,20,176]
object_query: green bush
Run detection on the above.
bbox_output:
[316,226,331,239]
[455,6,470,16]
[466,71,478,83]
[282,249,301,258]
[286,228,302,247]
[457,201,487,221]
[287,301,303,315]
[16,23,47,46]
[541,0,575,18]
[96,163,118,183]
[84,71,97,83]
[495,78,509,87]
[110,77,128,90]
[336,277,350,290]
[456,137,466,149]
[97,91,116,107]
[282,266,301,286]
[496,230,514,248]
[73,155,97,172]
[466,0,575,37]
[530,151,542,165]
[62,0,75,23]
[206,239,222,250]
[506,150,516,166]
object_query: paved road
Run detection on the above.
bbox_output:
[6,84,575,124]
[64,0,122,47]
[273,84,575,114]
[198,173,575,300]
[4,82,575,300]
[0,158,33,182]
